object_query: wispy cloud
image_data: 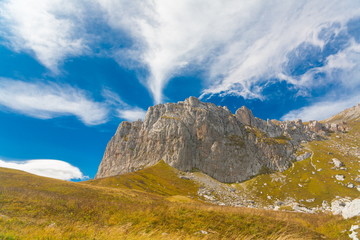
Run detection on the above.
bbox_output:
[0,0,89,72]
[101,89,147,121]
[0,159,87,180]
[0,79,147,124]
[117,108,146,121]
[281,96,359,121]
[110,0,360,103]
[1,0,360,105]
[0,78,109,125]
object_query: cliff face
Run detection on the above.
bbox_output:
[95,97,342,182]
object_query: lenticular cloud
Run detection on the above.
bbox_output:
[0,159,87,180]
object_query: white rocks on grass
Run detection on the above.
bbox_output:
[203,194,215,201]
[296,152,312,161]
[335,174,345,181]
[349,225,359,240]
[347,183,355,188]
[331,198,360,219]
[344,200,360,219]
[293,204,314,213]
[332,158,344,168]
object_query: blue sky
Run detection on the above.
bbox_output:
[0,0,359,180]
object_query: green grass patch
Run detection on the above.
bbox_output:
[237,121,360,210]
[161,115,180,120]
[86,160,199,197]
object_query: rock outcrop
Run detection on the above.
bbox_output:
[96,97,343,182]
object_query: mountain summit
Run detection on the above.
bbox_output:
[96,97,349,182]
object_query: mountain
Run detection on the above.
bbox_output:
[1,100,359,239]
[96,97,347,182]
[325,103,360,123]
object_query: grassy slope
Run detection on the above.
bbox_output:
[1,163,329,240]
[1,118,358,239]
[85,160,199,198]
[235,121,360,239]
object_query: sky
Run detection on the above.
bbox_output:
[0,0,359,180]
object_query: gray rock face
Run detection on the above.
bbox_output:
[95,97,339,182]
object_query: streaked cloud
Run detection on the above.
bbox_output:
[117,108,146,121]
[0,78,109,125]
[0,0,89,72]
[1,0,360,105]
[281,96,359,121]
[0,159,86,180]
[111,0,360,103]
[102,89,147,121]
[0,79,147,124]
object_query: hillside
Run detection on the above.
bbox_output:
[0,165,339,240]
[1,102,359,239]
[176,105,360,214]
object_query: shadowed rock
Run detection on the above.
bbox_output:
[96,97,352,182]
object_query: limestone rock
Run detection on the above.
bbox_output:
[335,174,345,181]
[308,120,323,132]
[332,158,344,168]
[349,225,359,240]
[95,97,348,182]
[339,199,360,219]
[235,106,255,126]
[296,152,312,162]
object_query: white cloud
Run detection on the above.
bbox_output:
[117,108,146,121]
[0,0,89,72]
[107,0,360,102]
[0,79,147,124]
[0,159,87,180]
[1,0,360,104]
[281,96,359,121]
[102,89,147,121]
[0,78,109,125]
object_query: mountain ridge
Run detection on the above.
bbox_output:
[96,97,353,182]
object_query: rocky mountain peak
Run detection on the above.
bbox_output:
[96,97,351,182]
[325,103,360,123]
[235,106,255,126]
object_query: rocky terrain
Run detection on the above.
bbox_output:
[95,99,360,239]
[1,102,359,239]
[96,97,347,182]
[176,103,360,240]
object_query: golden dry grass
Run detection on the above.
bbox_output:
[0,165,329,240]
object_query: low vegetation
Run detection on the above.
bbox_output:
[0,163,334,239]
[235,121,360,239]
[1,122,358,239]
[245,126,290,145]
[86,160,199,197]
[240,121,359,206]
[161,115,180,120]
